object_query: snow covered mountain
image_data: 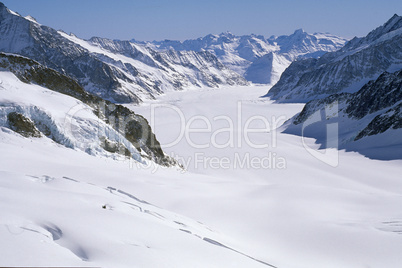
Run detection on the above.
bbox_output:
[0,52,177,166]
[0,3,248,104]
[2,2,402,268]
[147,30,347,85]
[266,14,402,102]
[284,69,402,160]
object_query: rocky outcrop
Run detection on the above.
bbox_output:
[266,14,402,102]
[286,70,402,160]
[0,52,177,166]
[7,112,41,138]
[0,3,248,104]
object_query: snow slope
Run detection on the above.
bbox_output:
[0,4,401,268]
[0,51,179,166]
[148,30,347,85]
[0,83,402,268]
[266,14,402,102]
[0,130,276,268]
[2,85,399,267]
[283,69,402,160]
[0,2,247,104]
[132,86,402,268]
[0,70,143,161]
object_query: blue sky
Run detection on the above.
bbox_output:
[2,0,401,41]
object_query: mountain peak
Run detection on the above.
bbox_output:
[204,33,218,40]
[0,2,6,11]
[219,31,235,37]
[347,14,402,49]
[373,14,401,36]
[389,13,401,22]
[382,13,402,31]
[24,15,37,23]
[0,2,20,17]
[293,28,305,34]
[267,13,402,103]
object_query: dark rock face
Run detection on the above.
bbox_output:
[355,103,402,140]
[350,70,402,140]
[7,112,41,138]
[266,15,402,103]
[0,52,176,166]
[100,136,131,157]
[0,4,248,104]
[287,69,402,160]
[346,70,402,119]
[0,6,140,103]
[293,93,350,125]
[0,53,93,102]
[294,70,402,126]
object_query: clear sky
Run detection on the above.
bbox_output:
[1,0,401,41]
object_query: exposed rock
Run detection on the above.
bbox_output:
[287,69,402,160]
[7,112,41,138]
[266,15,402,102]
[99,136,131,157]
[0,4,248,104]
[0,52,177,166]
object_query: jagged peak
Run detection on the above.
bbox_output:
[276,29,308,41]
[24,15,38,23]
[203,33,219,40]
[0,2,42,25]
[0,1,6,11]
[293,28,305,35]
[386,14,401,25]
[0,3,21,17]
[342,14,402,51]
[268,35,277,41]
[218,31,235,38]
[240,33,266,40]
[382,13,402,31]
[367,14,402,39]
[89,36,104,41]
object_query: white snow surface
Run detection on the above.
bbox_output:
[57,31,246,102]
[1,82,402,268]
[0,71,144,161]
[149,31,348,85]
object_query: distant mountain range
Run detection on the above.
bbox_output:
[266,14,402,103]
[145,30,347,85]
[0,1,401,161]
[0,3,248,104]
[0,1,349,105]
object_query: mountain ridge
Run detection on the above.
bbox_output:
[0,52,178,166]
[285,69,402,160]
[265,14,402,103]
[143,30,347,85]
[0,2,248,104]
